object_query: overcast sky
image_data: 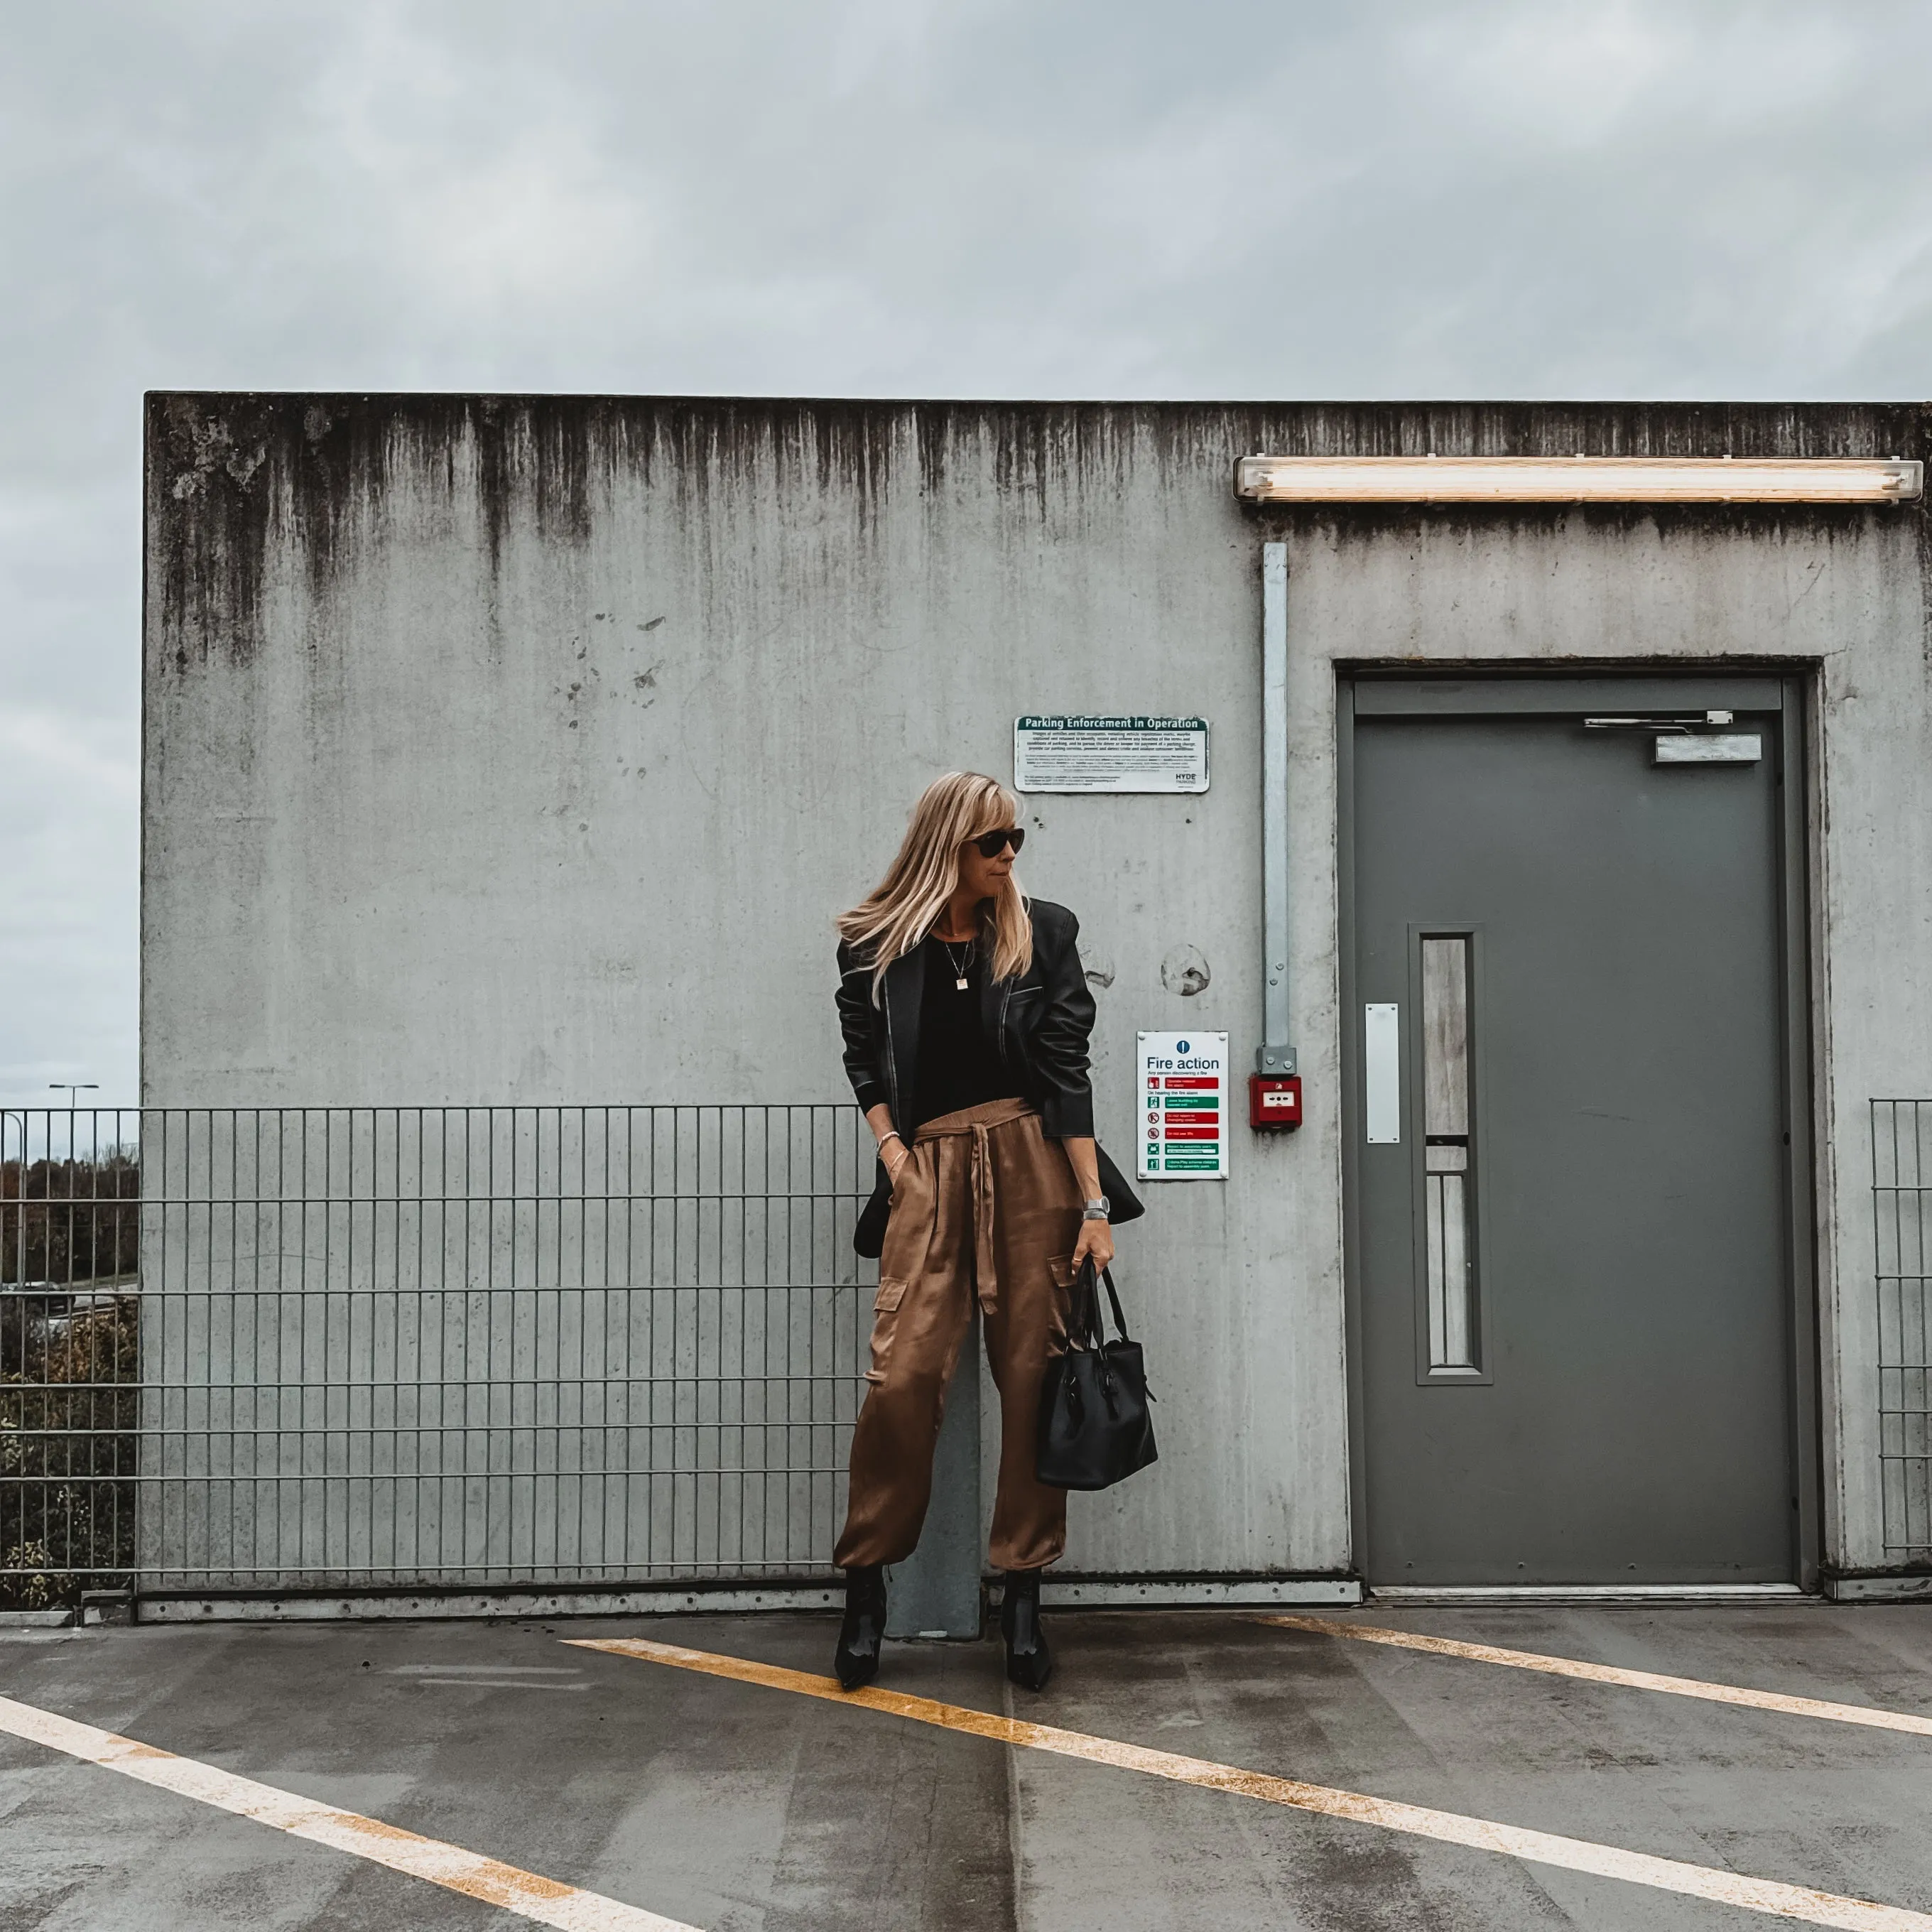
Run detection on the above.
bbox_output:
[4,0,1931,1111]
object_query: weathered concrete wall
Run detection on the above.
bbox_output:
[143,396,1932,1577]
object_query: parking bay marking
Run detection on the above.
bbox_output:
[389,1664,590,1691]
[0,1690,698,1932]
[1261,1614,1932,1738]
[396,1678,591,1690]
[571,1635,1932,1932]
[390,1664,584,1673]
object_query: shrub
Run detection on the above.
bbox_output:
[1,1295,139,1609]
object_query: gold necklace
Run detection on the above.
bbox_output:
[940,935,974,992]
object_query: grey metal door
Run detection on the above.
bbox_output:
[1347,677,1803,1585]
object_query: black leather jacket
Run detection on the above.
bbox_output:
[837,898,1143,1257]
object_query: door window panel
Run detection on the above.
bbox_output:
[1421,935,1480,1375]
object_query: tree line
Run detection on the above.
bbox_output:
[1,1154,141,1287]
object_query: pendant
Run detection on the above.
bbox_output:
[956,977,970,992]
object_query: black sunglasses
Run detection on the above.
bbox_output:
[970,826,1026,858]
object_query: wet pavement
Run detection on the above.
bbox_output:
[2,1602,1930,1929]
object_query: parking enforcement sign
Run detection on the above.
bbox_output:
[1137,1031,1229,1180]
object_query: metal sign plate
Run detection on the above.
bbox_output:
[1654,734,1763,765]
[1014,716,1209,794]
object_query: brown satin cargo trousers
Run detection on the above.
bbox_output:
[834,1097,1085,1573]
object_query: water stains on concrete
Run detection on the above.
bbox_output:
[146,394,1932,678]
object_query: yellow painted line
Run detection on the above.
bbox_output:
[1259,1614,1932,1740]
[0,1691,697,1932]
[571,1636,1932,1932]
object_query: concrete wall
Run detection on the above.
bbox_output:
[144,396,1932,1577]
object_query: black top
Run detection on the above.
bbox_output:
[908,935,1022,1130]
[835,899,1144,1258]
[838,898,1094,1139]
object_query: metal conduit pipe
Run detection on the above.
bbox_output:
[1259,541,1296,1078]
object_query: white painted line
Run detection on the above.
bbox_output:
[0,1692,698,1932]
[400,1679,590,1693]
[574,1636,1932,1932]
[390,1664,584,1673]
[1261,1615,1932,1739]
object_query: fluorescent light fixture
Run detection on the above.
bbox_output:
[1234,455,1923,504]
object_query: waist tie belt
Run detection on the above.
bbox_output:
[913,1098,1038,1313]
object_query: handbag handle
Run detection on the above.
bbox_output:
[1073,1259,1134,1347]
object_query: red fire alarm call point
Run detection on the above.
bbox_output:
[1249,1073,1302,1131]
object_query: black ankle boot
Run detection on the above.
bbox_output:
[835,1565,887,1690]
[1001,1568,1053,1691]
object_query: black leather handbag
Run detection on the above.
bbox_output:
[1035,1261,1158,1491]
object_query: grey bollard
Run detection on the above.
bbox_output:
[884,1315,983,1639]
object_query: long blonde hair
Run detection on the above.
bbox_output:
[838,772,1033,1001]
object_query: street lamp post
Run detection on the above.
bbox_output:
[1,1110,22,1289]
[49,1084,99,1109]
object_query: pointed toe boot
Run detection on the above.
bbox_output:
[1001,1568,1053,1692]
[834,1564,887,1690]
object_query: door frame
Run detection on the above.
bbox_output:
[1336,667,1823,1591]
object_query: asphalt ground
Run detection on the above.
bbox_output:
[1,1603,1930,1930]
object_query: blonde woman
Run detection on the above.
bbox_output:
[830,771,1141,1692]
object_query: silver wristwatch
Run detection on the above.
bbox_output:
[1081,1197,1110,1222]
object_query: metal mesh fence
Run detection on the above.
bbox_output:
[2,1107,874,1602]
[1874,1099,1932,1559]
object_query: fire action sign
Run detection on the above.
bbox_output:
[1137,1031,1229,1180]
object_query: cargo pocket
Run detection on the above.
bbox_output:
[865,1277,910,1384]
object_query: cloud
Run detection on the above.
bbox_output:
[4,0,1931,1097]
